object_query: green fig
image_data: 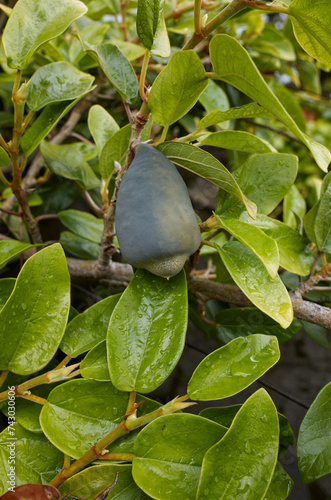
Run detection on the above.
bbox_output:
[115,144,201,278]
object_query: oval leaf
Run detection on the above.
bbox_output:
[200,130,276,154]
[107,269,188,393]
[0,244,70,375]
[188,334,280,400]
[197,102,273,131]
[88,104,120,155]
[80,340,110,381]
[99,124,131,179]
[58,209,104,243]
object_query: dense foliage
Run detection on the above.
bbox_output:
[0,0,330,498]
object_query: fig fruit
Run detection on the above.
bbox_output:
[115,143,201,277]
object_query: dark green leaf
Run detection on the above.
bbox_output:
[302,320,329,349]
[0,278,15,310]
[315,182,331,252]
[60,231,100,260]
[58,209,103,243]
[264,462,294,500]
[197,102,273,131]
[136,0,170,57]
[80,340,110,381]
[0,240,36,270]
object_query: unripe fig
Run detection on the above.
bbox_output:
[115,144,201,278]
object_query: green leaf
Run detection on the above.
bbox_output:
[0,240,36,270]
[216,153,298,218]
[58,209,103,243]
[26,61,95,111]
[0,278,15,310]
[217,241,293,328]
[61,295,121,357]
[188,334,280,400]
[264,463,294,500]
[2,0,87,69]
[0,423,63,494]
[40,141,100,190]
[112,39,146,62]
[210,34,331,171]
[200,130,276,153]
[270,82,306,132]
[69,23,109,64]
[88,104,120,155]
[59,464,150,500]
[297,381,331,483]
[133,414,227,500]
[240,213,314,276]
[283,184,306,229]
[107,269,187,393]
[0,244,70,375]
[250,24,296,61]
[40,379,160,459]
[214,307,302,344]
[78,37,138,104]
[199,79,230,118]
[99,124,131,179]
[0,146,10,167]
[302,320,329,349]
[197,103,273,131]
[148,51,208,127]
[80,340,110,381]
[196,389,279,499]
[156,142,257,218]
[289,0,331,66]
[60,231,100,260]
[315,182,331,252]
[214,216,279,278]
[136,0,170,57]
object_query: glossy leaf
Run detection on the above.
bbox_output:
[297,381,331,483]
[78,37,138,103]
[58,209,103,243]
[69,23,109,64]
[99,124,131,179]
[216,153,298,218]
[107,269,187,393]
[196,389,279,499]
[80,340,110,381]
[136,0,170,57]
[0,240,36,270]
[200,130,276,154]
[148,51,208,127]
[210,34,331,171]
[283,184,306,229]
[59,464,150,500]
[0,278,15,310]
[0,244,70,375]
[2,0,87,69]
[289,0,331,66]
[217,241,293,328]
[0,146,10,167]
[264,462,294,500]
[88,104,120,155]
[59,231,100,260]
[302,320,329,349]
[157,142,256,218]
[197,102,273,131]
[240,213,313,276]
[133,414,227,500]
[0,423,63,495]
[40,379,160,459]
[215,216,279,279]
[315,182,331,252]
[188,334,279,400]
[60,295,121,357]
[26,61,94,111]
[40,141,100,190]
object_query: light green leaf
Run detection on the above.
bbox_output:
[315,182,331,252]
[0,240,36,270]
[60,231,100,260]
[217,241,293,328]
[297,381,331,483]
[60,294,121,357]
[196,389,279,500]
[0,278,15,311]
[240,213,314,276]
[250,24,296,61]
[264,463,294,500]
[2,0,87,69]
[40,141,100,190]
[210,34,331,171]
[200,130,276,154]
[107,269,187,393]
[217,153,298,218]
[0,244,70,375]
[40,379,160,459]
[197,103,273,131]
[78,37,138,103]
[148,51,208,127]
[0,146,10,167]
[113,39,147,61]
[88,104,120,155]
[69,23,109,64]
[289,0,331,66]
[133,414,227,500]
[0,423,63,495]
[80,340,110,381]
[58,209,103,243]
[215,216,279,279]
[188,334,280,400]
[99,124,131,179]
[283,184,306,229]
[137,0,170,57]
[26,61,94,111]
[156,142,256,218]
[199,79,230,126]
